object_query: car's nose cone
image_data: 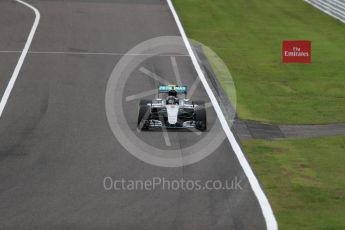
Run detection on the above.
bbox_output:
[166,105,179,124]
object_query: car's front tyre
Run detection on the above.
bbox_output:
[194,101,207,131]
[138,103,151,131]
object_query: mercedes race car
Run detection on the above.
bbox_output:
[137,85,207,131]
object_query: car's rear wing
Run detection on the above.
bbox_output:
[159,85,187,94]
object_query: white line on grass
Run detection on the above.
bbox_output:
[0,0,40,118]
[166,1,278,229]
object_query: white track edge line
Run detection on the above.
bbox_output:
[0,0,40,118]
[304,0,345,24]
[166,1,278,229]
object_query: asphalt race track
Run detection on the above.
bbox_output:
[0,1,269,229]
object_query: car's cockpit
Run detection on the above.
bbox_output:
[166,90,179,105]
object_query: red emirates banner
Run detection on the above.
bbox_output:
[282,40,311,64]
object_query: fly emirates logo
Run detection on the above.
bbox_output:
[282,40,311,64]
[285,46,309,57]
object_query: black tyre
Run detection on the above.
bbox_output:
[194,101,207,131]
[138,105,151,130]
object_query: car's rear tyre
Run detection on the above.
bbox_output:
[138,105,151,130]
[194,101,207,131]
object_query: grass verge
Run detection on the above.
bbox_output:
[174,0,345,124]
[242,136,345,230]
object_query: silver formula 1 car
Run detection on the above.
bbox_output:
[137,85,207,131]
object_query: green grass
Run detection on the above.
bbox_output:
[242,136,345,230]
[173,2,345,228]
[174,0,345,124]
